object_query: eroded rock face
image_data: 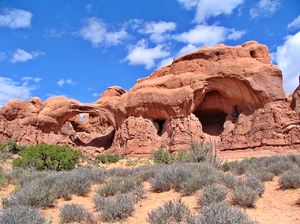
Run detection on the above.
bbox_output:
[1,41,299,156]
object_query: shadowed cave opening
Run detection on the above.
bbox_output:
[154,119,165,136]
[194,90,230,136]
[194,110,227,136]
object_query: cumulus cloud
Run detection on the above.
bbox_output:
[0,76,38,106]
[11,49,43,63]
[250,0,281,19]
[158,57,173,68]
[124,40,170,69]
[177,0,244,23]
[288,15,300,29]
[0,8,32,29]
[57,78,75,87]
[274,31,300,93]
[174,25,245,46]
[79,17,128,47]
[178,44,198,55]
[139,21,177,43]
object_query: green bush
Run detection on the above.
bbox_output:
[96,154,122,164]
[152,148,175,164]
[148,200,191,224]
[278,169,300,189]
[12,144,81,171]
[60,204,95,224]
[198,185,227,206]
[191,202,255,224]
[0,206,45,224]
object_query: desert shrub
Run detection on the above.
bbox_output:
[222,174,239,190]
[150,164,194,192]
[12,144,81,171]
[180,170,220,195]
[278,168,300,189]
[96,154,122,164]
[134,166,157,181]
[179,175,203,195]
[0,141,26,161]
[60,204,95,224]
[231,184,259,208]
[248,168,275,182]
[0,206,45,224]
[185,143,218,163]
[3,176,56,208]
[148,200,191,224]
[198,185,227,206]
[222,160,250,175]
[0,167,8,187]
[4,167,107,208]
[243,175,265,196]
[267,159,296,176]
[94,193,135,221]
[190,202,255,224]
[152,148,175,164]
[97,176,142,197]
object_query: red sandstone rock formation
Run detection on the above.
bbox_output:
[1,41,299,156]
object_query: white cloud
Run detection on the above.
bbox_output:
[124,40,170,69]
[174,25,245,46]
[158,57,173,68]
[79,17,128,47]
[274,31,300,93]
[0,8,32,29]
[92,92,99,97]
[250,0,280,19]
[21,76,42,86]
[44,28,64,38]
[11,49,43,63]
[57,78,75,87]
[178,44,198,55]
[139,21,177,43]
[288,15,300,30]
[0,52,6,61]
[0,76,37,106]
[177,0,244,23]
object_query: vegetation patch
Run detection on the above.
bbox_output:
[94,193,135,221]
[96,154,122,164]
[12,144,81,171]
[60,204,95,224]
[191,202,255,224]
[278,168,300,189]
[0,205,45,224]
[148,200,191,224]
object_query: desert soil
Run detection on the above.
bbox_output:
[37,178,300,224]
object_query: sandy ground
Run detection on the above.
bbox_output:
[36,178,300,224]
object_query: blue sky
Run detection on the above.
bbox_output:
[0,0,300,105]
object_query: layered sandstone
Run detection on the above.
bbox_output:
[1,41,299,156]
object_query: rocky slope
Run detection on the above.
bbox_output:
[1,41,300,156]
